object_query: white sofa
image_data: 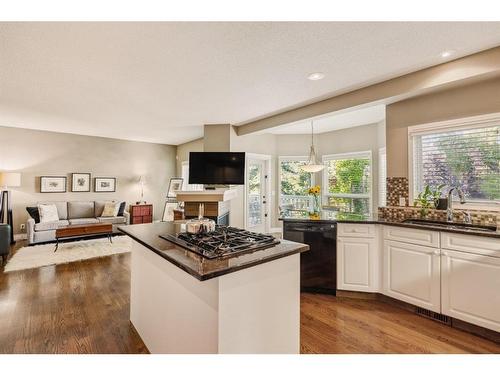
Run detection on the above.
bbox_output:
[27,201,130,245]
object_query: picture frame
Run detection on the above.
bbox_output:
[71,173,91,192]
[167,177,183,198]
[162,201,179,222]
[94,177,116,192]
[40,176,67,193]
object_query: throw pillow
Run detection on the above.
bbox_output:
[38,204,59,223]
[101,202,119,217]
[26,206,40,223]
[117,201,126,216]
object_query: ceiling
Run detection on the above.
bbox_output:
[263,105,386,134]
[1,22,500,145]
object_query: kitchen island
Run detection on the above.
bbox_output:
[119,222,308,354]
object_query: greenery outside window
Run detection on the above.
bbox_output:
[410,116,500,206]
[322,151,372,216]
[279,156,314,212]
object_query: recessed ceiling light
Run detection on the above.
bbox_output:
[307,72,325,81]
[440,50,456,58]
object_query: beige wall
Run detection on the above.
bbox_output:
[176,138,203,176]
[0,126,176,234]
[386,77,500,177]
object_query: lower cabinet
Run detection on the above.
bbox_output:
[337,237,379,292]
[383,240,441,313]
[441,249,500,332]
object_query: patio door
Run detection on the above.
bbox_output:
[246,157,269,233]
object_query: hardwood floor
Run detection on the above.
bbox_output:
[1,241,499,354]
[0,241,147,354]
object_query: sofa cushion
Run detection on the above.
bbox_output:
[117,201,126,216]
[95,200,125,217]
[26,206,40,223]
[101,202,120,217]
[34,220,69,232]
[38,201,68,220]
[97,216,127,225]
[38,204,59,223]
[68,218,99,225]
[68,201,95,219]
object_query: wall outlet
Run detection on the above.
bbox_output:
[20,223,26,232]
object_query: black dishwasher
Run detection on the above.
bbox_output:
[283,221,337,295]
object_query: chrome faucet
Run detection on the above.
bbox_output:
[446,187,466,222]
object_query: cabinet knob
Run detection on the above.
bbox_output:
[442,251,449,257]
[433,250,440,256]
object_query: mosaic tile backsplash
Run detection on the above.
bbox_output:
[386,177,409,206]
[382,176,499,228]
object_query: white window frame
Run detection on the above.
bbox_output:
[278,156,315,212]
[379,147,387,207]
[322,150,373,215]
[408,112,500,210]
[244,153,272,232]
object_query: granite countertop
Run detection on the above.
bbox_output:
[280,211,500,238]
[119,222,309,281]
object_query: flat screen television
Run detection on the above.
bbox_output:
[188,152,245,185]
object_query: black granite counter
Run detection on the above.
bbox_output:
[280,211,500,239]
[119,222,309,281]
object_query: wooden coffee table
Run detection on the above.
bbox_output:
[54,223,113,252]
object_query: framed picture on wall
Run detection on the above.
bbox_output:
[94,177,116,192]
[167,177,183,198]
[71,173,91,192]
[162,201,179,222]
[40,176,67,193]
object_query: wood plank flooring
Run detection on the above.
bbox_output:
[1,241,499,354]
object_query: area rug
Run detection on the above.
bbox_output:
[4,235,132,273]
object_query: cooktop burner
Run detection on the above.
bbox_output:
[160,226,280,260]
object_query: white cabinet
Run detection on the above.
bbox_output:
[383,240,441,313]
[441,249,500,333]
[337,237,379,292]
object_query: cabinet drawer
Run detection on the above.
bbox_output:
[383,225,439,248]
[441,232,500,257]
[338,224,376,238]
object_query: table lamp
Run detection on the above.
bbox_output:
[0,172,21,244]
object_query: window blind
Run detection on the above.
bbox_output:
[379,148,387,207]
[412,124,500,202]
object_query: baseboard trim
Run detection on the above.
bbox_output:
[338,290,500,344]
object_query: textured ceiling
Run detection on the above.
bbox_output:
[1,22,500,144]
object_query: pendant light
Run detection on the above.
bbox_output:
[301,121,324,173]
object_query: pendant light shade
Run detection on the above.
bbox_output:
[301,121,324,173]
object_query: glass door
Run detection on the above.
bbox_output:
[247,158,267,233]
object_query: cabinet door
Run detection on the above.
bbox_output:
[383,240,441,312]
[337,237,379,292]
[441,249,500,333]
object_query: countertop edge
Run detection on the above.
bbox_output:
[280,217,500,238]
[118,226,309,281]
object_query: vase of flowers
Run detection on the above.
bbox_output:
[308,185,321,219]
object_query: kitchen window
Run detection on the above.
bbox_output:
[279,156,314,213]
[409,114,500,206]
[322,151,372,216]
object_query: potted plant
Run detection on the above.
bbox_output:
[308,185,321,219]
[432,184,447,210]
[414,184,446,217]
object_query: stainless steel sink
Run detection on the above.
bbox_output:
[402,219,497,233]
